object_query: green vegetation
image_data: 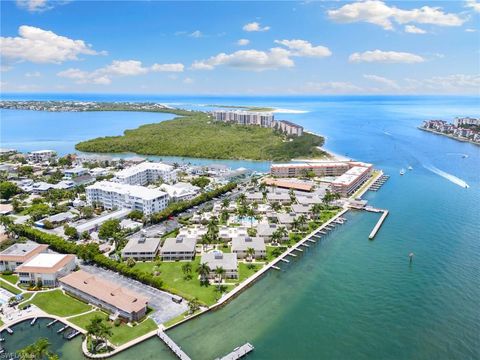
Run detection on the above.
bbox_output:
[0,279,21,295]
[0,273,18,284]
[163,311,188,328]
[238,263,260,282]
[76,112,325,161]
[69,310,108,328]
[109,318,157,346]
[0,181,21,200]
[133,258,222,306]
[24,289,91,317]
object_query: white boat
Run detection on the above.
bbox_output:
[407,166,413,171]
[400,169,405,175]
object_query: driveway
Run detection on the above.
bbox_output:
[80,264,187,325]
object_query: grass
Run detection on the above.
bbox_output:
[68,310,108,328]
[163,311,188,328]
[238,263,261,282]
[109,318,158,346]
[0,279,21,295]
[0,274,18,285]
[75,112,325,161]
[20,292,34,302]
[133,257,225,306]
[351,170,381,199]
[265,246,287,262]
[23,289,92,317]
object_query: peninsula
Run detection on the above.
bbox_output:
[419,117,480,145]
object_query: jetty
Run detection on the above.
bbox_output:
[157,330,191,360]
[217,343,255,360]
[65,330,81,340]
[368,209,389,239]
[369,174,390,191]
[57,325,69,334]
[30,317,37,326]
[46,319,58,327]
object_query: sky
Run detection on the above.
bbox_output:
[0,0,479,95]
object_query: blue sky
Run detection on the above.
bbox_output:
[1,0,479,94]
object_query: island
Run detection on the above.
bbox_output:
[419,117,480,145]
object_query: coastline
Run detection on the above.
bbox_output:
[418,126,480,146]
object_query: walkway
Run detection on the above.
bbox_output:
[157,330,191,360]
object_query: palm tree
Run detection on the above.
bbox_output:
[292,218,300,231]
[18,338,52,360]
[278,226,288,241]
[312,203,323,219]
[237,193,246,205]
[182,262,192,279]
[197,262,211,283]
[214,266,225,283]
[288,189,296,202]
[188,298,201,314]
[207,217,219,242]
[246,247,255,262]
[221,198,230,209]
[86,315,111,353]
[297,215,307,231]
[246,207,256,227]
[258,182,267,193]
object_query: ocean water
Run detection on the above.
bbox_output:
[0,95,479,359]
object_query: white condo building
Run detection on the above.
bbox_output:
[114,162,176,186]
[212,110,274,128]
[27,150,57,162]
[86,181,168,215]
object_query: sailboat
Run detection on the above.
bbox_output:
[400,168,405,175]
[407,166,413,171]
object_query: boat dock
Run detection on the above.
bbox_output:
[5,328,13,335]
[30,317,37,326]
[157,330,191,360]
[46,319,58,327]
[65,330,81,340]
[369,209,389,239]
[369,174,390,191]
[217,343,255,360]
[57,325,69,334]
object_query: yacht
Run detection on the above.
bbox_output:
[407,166,413,171]
[400,168,405,175]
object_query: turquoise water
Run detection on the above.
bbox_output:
[0,96,479,359]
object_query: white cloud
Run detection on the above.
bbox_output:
[183,77,194,84]
[58,60,185,85]
[363,74,399,88]
[16,0,49,12]
[405,74,480,93]
[328,1,465,30]
[465,0,480,13]
[349,50,425,63]
[151,63,184,72]
[189,30,203,38]
[191,48,294,71]
[237,39,250,46]
[0,25,101,64]
[404,25,427,34]
[465,28,477,32]
[305,81,363,94]
[25,71,41,77]
[274,39,332,57]
[243,22,270,32]
[0,65,12,72]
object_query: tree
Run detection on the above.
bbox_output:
[214,266,225,283]
[288,189,296,202]
[237,193,246,205]
[246,207,256,227]
[207,217,219,242]
[246,247,255,262]
[86,315,112,353]
[187,297,200,314]
[191,176,210,189]
[81,206,94,219]
[0,181,20,200]
[126,257,136,267]
[81,231,90,240]
[297,215,307,231]
[63,225,79,240]
[127,210,143,221]
[18,337,53,360]
[197,262,211,283]
[98,219,121,240]
[322,190,340,207]
[182,262,192,280]
[220,210,229,223]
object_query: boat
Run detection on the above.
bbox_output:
[462,155,468,158]
[407,166,413,171]
[400,169,405,175]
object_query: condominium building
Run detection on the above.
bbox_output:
[160,236,197,261]
[231,236,266,259]
[15,253,76,287]
[270,162,352,178]
[212,110,274,128]
[453,117,480,127]
[121,237,161,260]
[330,164,373,196]
[27,150,56,162]
[201,251,238,279]
[59,270,148,321]
[114,162,176,185]
[0,242,49,271]
[274,120,304,136]
[86,181,168,215]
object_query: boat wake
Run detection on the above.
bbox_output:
[424,165,470,188]
[446,152,469,158]
[383,131,392,136]
[272,108,309,114]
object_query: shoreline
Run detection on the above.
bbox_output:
[418,127,480,146]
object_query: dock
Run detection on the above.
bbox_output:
[157,330,191,360]
[65,330,81,340]
[5,328,13,335]
[369,210,389,239]
[30,317,37,326]
[47,319,58,327]
[271,266,281,270]
[369,174,390,191]
[217,343,254,360]
[57,325,69,334]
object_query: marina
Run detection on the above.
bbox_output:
[369,174,390,191]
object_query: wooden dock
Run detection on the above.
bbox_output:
[217,343,254,360]
[369,210,389,239]
[157,330,191,360]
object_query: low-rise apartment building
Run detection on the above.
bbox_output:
[270,162,351,178]
[201,251,238,279]
[15,253,76,287]
[59,270,148,322]
[231,236,266,259]
[121,237,161,260]
[160,236,197,261]
[27,150,56,163]
[86,181,168,215]
[114,162,175,185]
[0,242,49,271]
[330,164,373,196]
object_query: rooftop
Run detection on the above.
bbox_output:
[122,237,161,254]
[161,236,197,253]
[332,165,372,186]
[87,181,167,200]
[201,251,238,271]
[231,236,266,252]
[16,253,76,274]
[264,178,313,192]
[0,242,48,262]
[116,162,173,178]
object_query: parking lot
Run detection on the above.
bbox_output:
[81,264,187,325]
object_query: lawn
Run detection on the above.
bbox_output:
[0,274,19,285]
[238,263,262,282]
[68,310,108,328]
[133,258,225,306]
[265,246,287,262]
[109,318,158,346]
[25,289,92,317]
[0,279,21,295]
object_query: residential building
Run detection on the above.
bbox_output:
[59,270,148,321]
[160,236,197,261]
[121,237,161,260]
[27,150,56,163]
[201,251,238,279]
[256,223,279,241]
[63,167,88,178]
[263,178,314,192]
[276,213,297,229]
[178,226,208,241]
[231,236,266,259]
[245,192,264,203]
[330,164,373,196]
[219,226,248,241]
[266,192,291,204]
[16,253,76,287]
[0,242,49,271]
[86,181,168,215]
[34,211,78,228]
[72,208,130,234]
[270,162,351,178]
[114,162,175,186]
[212,110,274,128]
[159,182,200,202]
[291,204,312,214]
[274,120,304,136]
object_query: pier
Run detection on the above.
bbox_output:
[369,209,389,239]
[57,325,69,334]
[157,330,191,360]
[5,328,13,335]
[30,317,37,326]
[47,319,58,327]
[369,174,390,191]
[217,343,255,360]
[65,330,81,340]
